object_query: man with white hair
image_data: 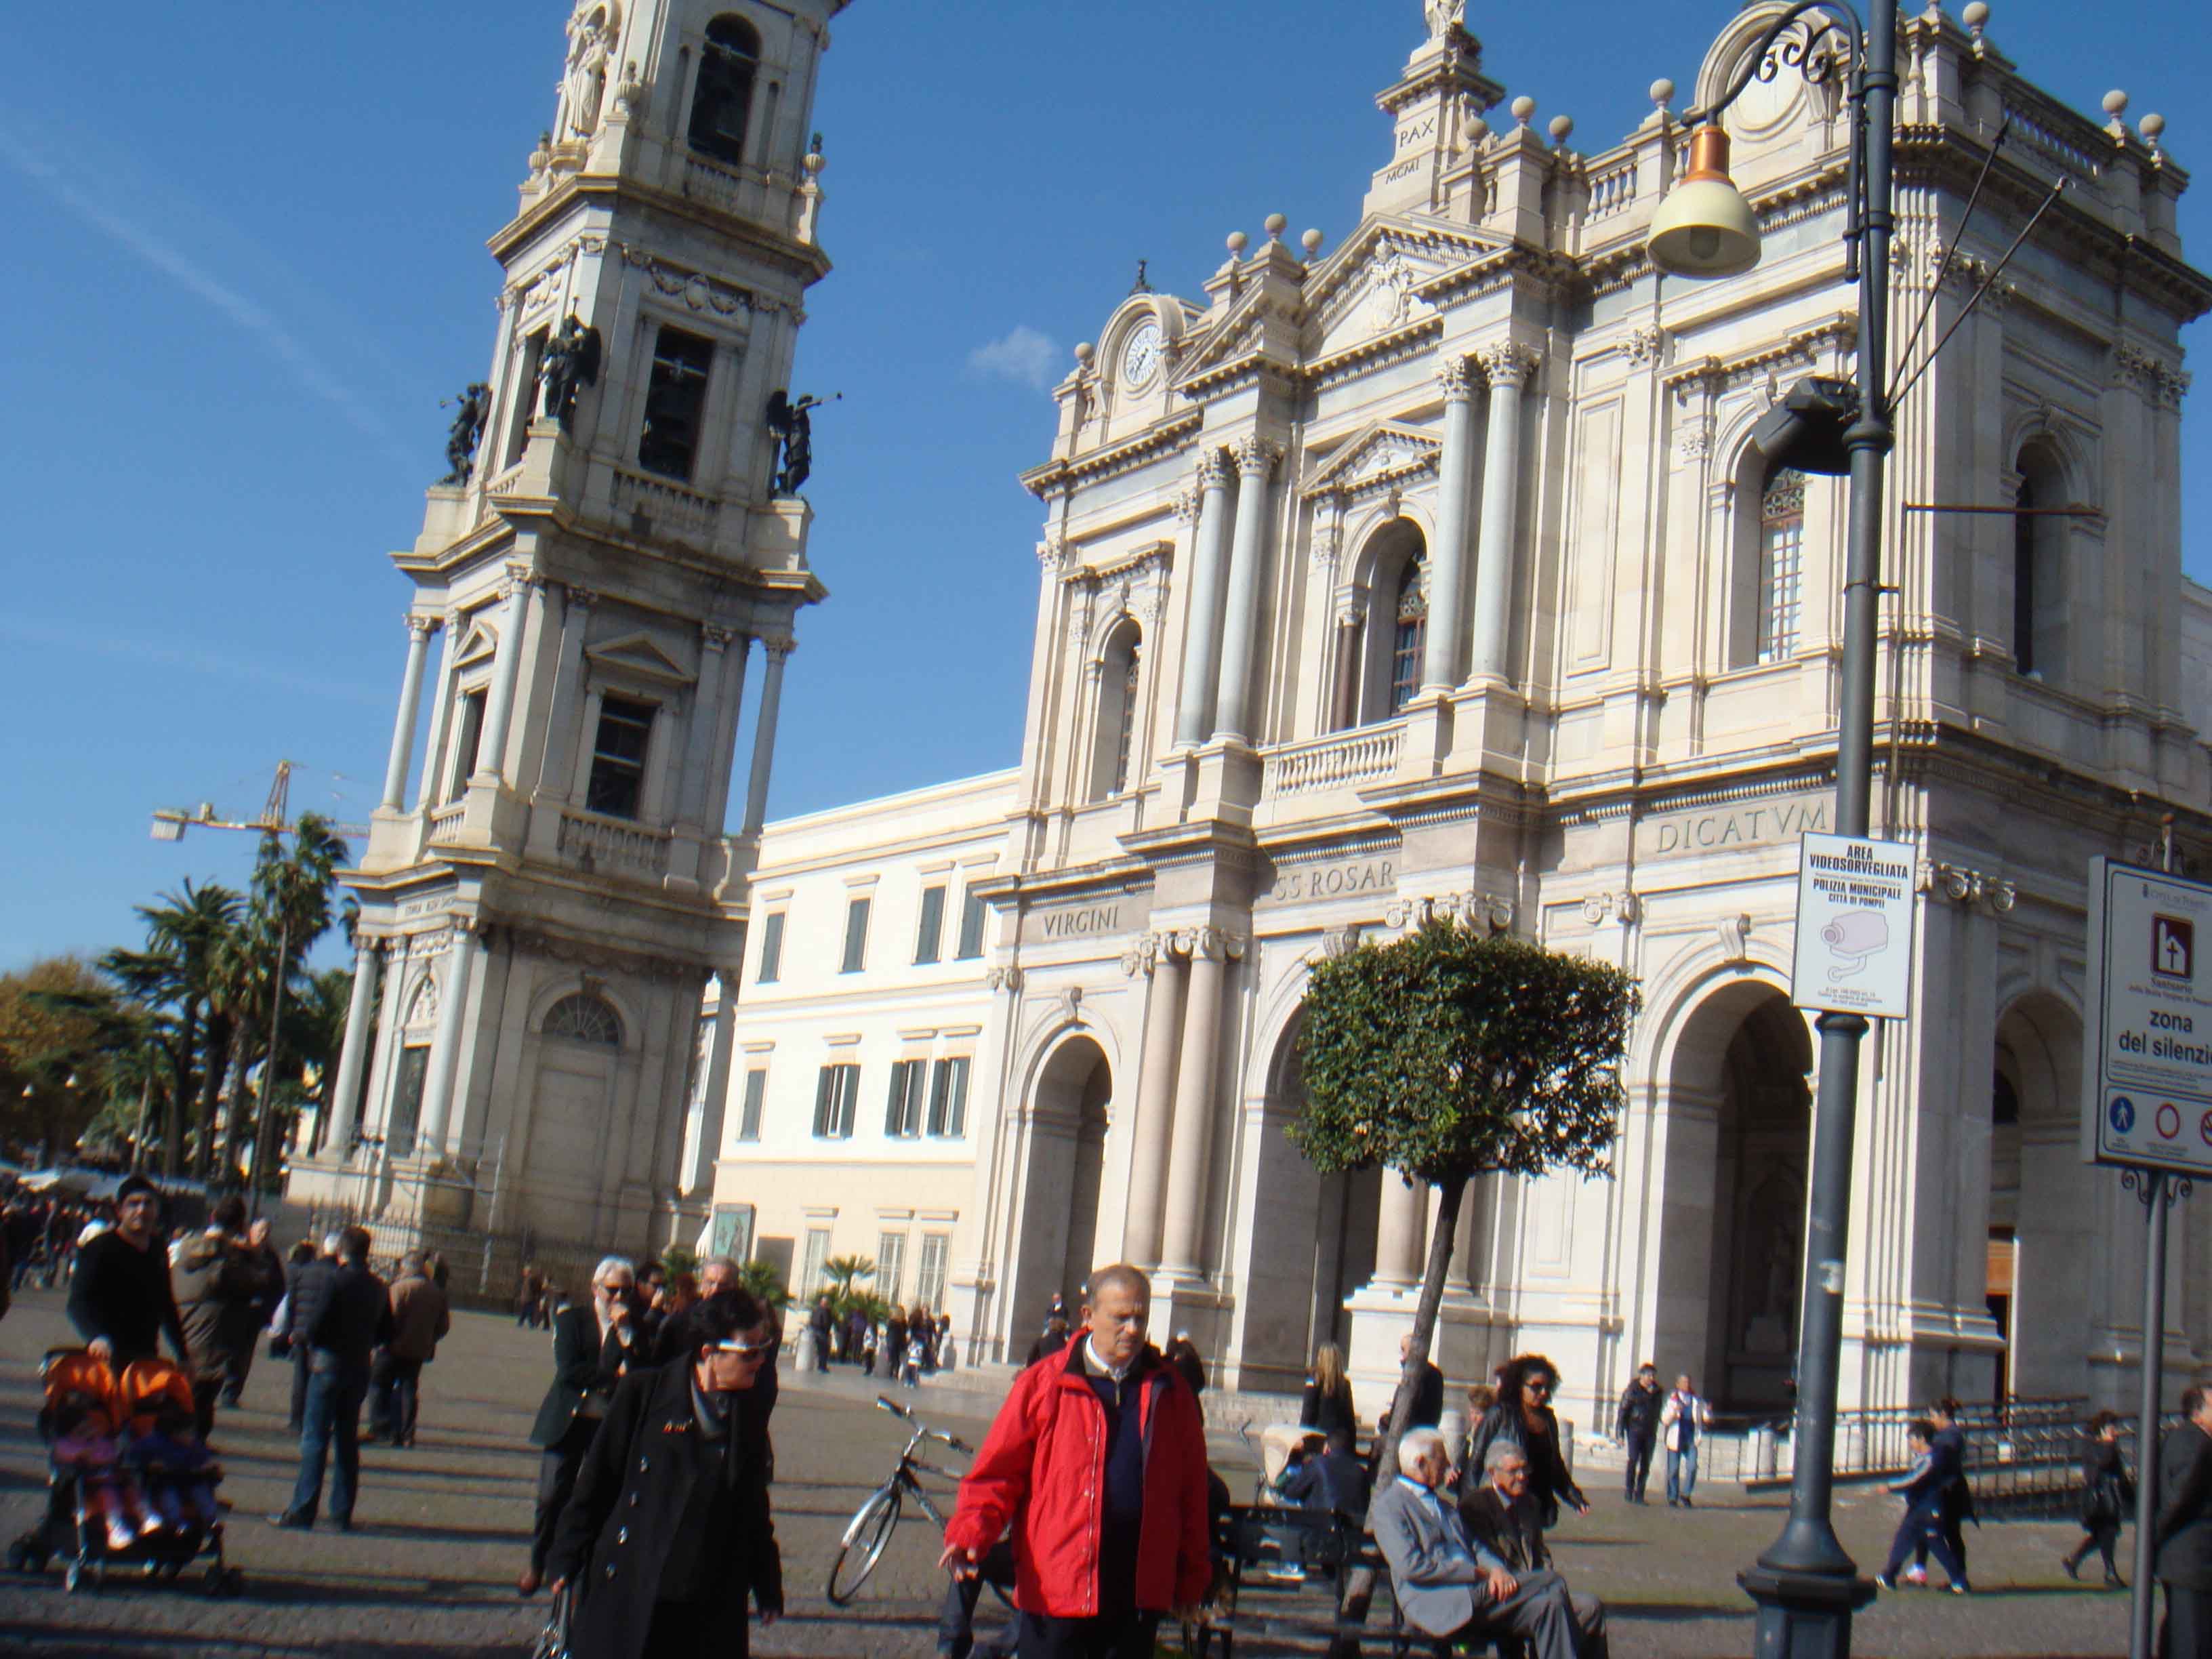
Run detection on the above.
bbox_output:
[1370,1427,1582,1659]
[1462,1440,1609,1658]
[520,1254,640,1596]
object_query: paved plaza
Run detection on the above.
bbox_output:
[0,1290,2139,1656]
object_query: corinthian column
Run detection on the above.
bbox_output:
[1173,451,1237,747]
[475,567,541,784]
[1212,436,1282,743]
[380,615,438,811]
[1374,1170,1427,1286]
[325,939,382,1156]
[741,636,792,836]
[1122,935,1187,1269]
[1466,342,1539,685]
[1159,928,1241,1278]
[1419,355,1481,694]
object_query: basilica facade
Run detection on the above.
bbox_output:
[710,1,2212,1426]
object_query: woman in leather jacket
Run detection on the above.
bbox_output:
[1463,1353,1589,1532]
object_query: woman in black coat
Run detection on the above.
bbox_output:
[2064,1410,2135,1586]
[1464,1353,1589,1532]
[549,1288,782,1658]
[1298,1342,1358,1442]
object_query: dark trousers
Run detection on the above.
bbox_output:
[533,1419,598,1574]
[221,1342,254,1406]
[2161,1584,2212,1658]
[1883,1501,1967,1584]
[367,1354,424,1445]
[2068,1521,2122,1576]
[1015,1610,1161,1659]
[937,1540,1019,1658]
[288,1350,311,1432]
[1623,1429,1655,1499]
[191,1375,222,1443]
[640,1599,749,1657]
[288,1360,369,1525]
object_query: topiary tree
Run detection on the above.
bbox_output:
[1293,921,1637,1504]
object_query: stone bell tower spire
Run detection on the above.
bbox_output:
[291,1,851,1262]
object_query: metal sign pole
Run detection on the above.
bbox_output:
[2129,1166,2168,1659]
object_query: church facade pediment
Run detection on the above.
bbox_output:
[1301,216,1506,356]
[583,632,696,687]
[1300,422,1442,501]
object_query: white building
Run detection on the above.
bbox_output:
[289,0,848,1264]
[709,1,2212,1427]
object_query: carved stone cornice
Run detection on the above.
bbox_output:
[985,964,1024,993]
[506,924,705,984]
[1580,891,1641,926]
[2113,340,2191,409]
[1919,860,2018,914]
[1385,891,1515,932]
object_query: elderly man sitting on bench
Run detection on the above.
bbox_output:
[1462,1440,1608,1658]
[1372,1427,1584,1659]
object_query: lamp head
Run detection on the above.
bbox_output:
[1647,126,1761,278]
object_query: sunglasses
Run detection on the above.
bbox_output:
[712,1339,775,1357]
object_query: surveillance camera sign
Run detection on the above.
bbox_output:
[1790,832,1918,1020]
[2083,857,2212,1177]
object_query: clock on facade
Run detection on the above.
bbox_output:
[1121,320,1162,388]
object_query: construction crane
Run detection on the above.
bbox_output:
[149,759,369,842]
[146,760,365,1212]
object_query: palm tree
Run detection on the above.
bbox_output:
[100,881,241,1179]
[241,817,347,1188]
[821,1254,877,1324]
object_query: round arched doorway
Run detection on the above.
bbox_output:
[1004,1036,1112,1333]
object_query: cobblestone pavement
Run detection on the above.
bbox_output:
[0,1288,2139,1656]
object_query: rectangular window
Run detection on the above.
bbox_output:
[800,1227,832,1298]
[1757,470,1807,665]
[584,696,655,819]
[914,886,947,965]
[735,1069,767,1142]
[638,325,715,482]
[914,1233,950,1312]
[875,1231,907,1305]
[756,912,785,985]
[840,897,872,974]
[812,1063,859,1139]
[884,1060,926,1138]
[449,688,488,798]
[956,888,987,960]
[505,327,549,466]
[926,1056,971,1139]
[387,1045,430,1159]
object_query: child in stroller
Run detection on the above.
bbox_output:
[4,1349,241,1595]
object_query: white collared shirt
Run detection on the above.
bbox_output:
[1084,1336,1132,1383]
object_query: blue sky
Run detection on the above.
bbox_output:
[2,0,2207,975]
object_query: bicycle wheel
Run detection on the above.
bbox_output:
[826,1484,901,1605]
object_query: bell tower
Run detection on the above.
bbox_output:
[289,0,850,1261]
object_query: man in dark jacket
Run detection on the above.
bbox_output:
[272,1236,328,1432]
[2156,1385,2212,1656]
[941,1263,1212,1659]
[1614,1363,1664,1503]
[1279,1426,1371,1523]
[367,1250,451,1448]
[547,1288,782,1656]
[222,1216,285,1406]
[1461,1442,1610,1657]
[521,1254,642,1597]
[66,1174,189,1368]
[270,1226,392,1532]
[170,1193,257,1440]
[1397,1331,1446,1430]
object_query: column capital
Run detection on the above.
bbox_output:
[1436,352,1481,402]
[1476,340,1541,388]
[762,633,797,660]
[1197,446,1236,491]
[1172,924,1247,962]
[442,605,465,632]
[501,559,544,596]
[564,583,600,611]
[405,612,440,641]
[1230,435,1282,482]
[1037,529,1071,573]
[702,623,739,651]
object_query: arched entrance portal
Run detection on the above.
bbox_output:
[1005,1036,1111,1336]
[1656,983,1813,1412]
[1995,993,2089,1399]
[1231,1010,1380,1390]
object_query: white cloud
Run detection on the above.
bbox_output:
[967,325,1061,392]
[0,123,407,462]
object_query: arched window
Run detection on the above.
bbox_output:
[1756,468,1806,663]
[2013,441,2068,681]
[1389,558,1429,714]
[544,992,623,1048]
[688,16,761,167]
[1089,619,1143,800]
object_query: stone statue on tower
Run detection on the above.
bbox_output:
[1424,0,1465,39]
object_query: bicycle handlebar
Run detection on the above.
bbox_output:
[877,1395,971,1454]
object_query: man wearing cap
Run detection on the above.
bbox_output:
[66,1174,190,1370]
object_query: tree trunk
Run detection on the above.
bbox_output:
[163,1003,198,1181]
[194,1014,230,1179]
[1334,1170,1470,1656]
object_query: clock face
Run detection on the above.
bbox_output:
[1121,321,1162,389]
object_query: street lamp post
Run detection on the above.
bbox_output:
[1649,2,1898,1652]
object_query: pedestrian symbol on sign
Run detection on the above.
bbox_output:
[2153,914,2194,981]
[2110,1095,2137,1134]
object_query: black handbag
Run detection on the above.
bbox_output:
[531,1584,574,1659]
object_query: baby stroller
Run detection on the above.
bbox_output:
[4,1349,243,1595]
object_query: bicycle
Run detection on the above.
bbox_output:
[825,1395,981,1605]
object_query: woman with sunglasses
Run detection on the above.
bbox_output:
[547,1288,784,1658]
[1465,1355,1589,1538]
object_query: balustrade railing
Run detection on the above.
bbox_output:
[609,465,720,541]
[1261,722,1404,798]
[557,804,672,880]
[426,803,467,844]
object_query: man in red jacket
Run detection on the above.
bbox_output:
[941,1263,1213,1658]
